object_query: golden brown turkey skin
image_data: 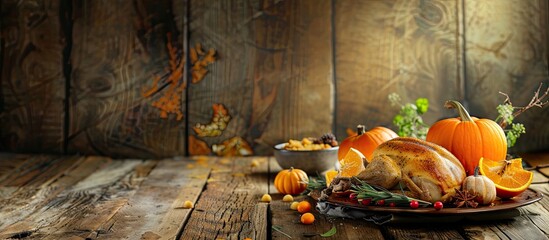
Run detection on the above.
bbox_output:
[356,137,466,203]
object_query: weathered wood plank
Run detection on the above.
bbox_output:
[269,156,282,195]
[466,216,548,240]
[0,156,111,237]
[335,0,463,140]
[525,171,549,237]
[30,160,157,240]
[68,0,187,158]
[0,159,147,239]
[188,0,334,155]
[522,152,549,178]
[385,226,465,240]
[94,158,211,239]
[464,0,549,153]
[0,153,36,186]
[0,154,83,215]
[179,157,270,239]
[0,158,157,239]
[0,155,81,188]
[0,0,66,153]
[75,161,157,238]
[0,153,35,198]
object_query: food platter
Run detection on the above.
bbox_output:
[313,188,543,215]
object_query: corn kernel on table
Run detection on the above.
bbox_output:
[0,153,547,239]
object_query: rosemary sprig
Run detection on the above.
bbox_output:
[351,177,431,207]
[303,177,326,195]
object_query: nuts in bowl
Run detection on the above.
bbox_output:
[274,134,339,175]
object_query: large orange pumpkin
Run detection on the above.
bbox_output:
[338,125,398,161]
[426,100,507,176]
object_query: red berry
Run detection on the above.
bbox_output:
[388,202,396,207]
[409,200,419,209]
[434,201,443,210]
[360,198,372,205]
[349,193,358,200]
[376,199,385,206]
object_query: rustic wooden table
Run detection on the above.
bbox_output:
[0,152,548,239]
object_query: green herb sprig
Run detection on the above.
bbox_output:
[303,177,326,195]
[495,103,525,147]
[496,83,548,147]
[351,177,431,207]
[388,93,429,139]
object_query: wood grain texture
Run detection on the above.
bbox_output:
[39,160,156,239]
[464,0,549,153]
[67,0,187,158]
[0,156,110,237]
[0,155,548,239]
[0,0,66,153]
[385,226,464,240]
[523,152,549,178]
[179,157,270,239]
[0,153,38,186]
[188,0,334,155]
[2,0,549,158]
[335,0,463,140]
[94,158,211,239]
[0,158,154,239]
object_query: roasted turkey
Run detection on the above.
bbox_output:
[356,137,466,203]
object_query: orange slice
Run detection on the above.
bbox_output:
[324,169,338,187]
[479,157,533,199]
[339,148,366,177]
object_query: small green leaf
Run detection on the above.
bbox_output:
[415,98,429,114]
[320,226,337,237]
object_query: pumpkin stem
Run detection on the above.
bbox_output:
[289,167,294,172]
[474,166,480,177]
[444,100,474,122]
[357,125,366,135]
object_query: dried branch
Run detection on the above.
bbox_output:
[498,82,549,128]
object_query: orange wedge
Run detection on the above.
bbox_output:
[325,169,338,187]
[339,148,366,177]
[478,157,533,199]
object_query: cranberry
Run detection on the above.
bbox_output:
[409,200,419,209]
[349,193,358,200]
[388,202,396,207]
[434,201,443,210]
[376,199,385,206]
[360,198,372,205]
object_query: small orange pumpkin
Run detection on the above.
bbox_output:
[338,125,398,161]
[274,167,309,195]
[426,100,507,175]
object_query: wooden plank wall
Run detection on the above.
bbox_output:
[0,0,66,153]
[335,0,463,137]
[188,0,333,155]
[464,0,549,153]
[67,0,186,158]
[1,0,548,157]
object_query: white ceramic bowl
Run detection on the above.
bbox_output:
[273,143,339,175]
